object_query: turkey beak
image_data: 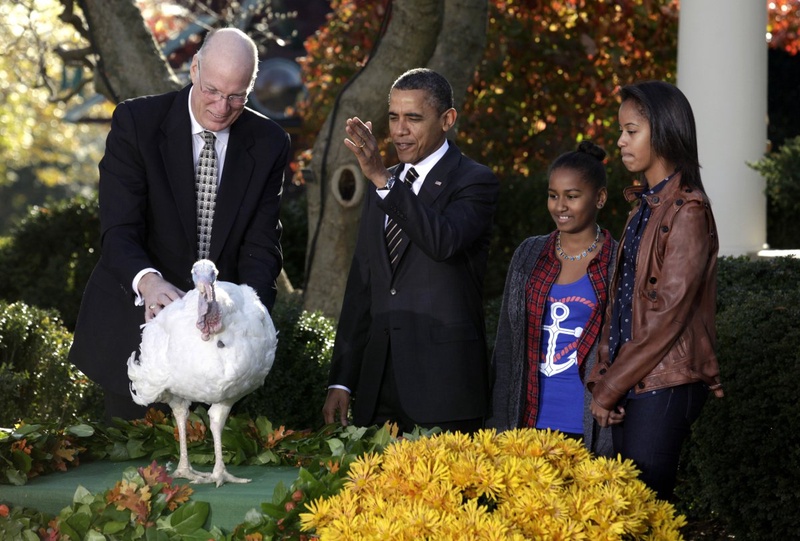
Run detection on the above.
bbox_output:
[198,280,216,303]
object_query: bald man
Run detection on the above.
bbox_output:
[70,28,290,422]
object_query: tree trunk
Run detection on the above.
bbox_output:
[429,0,488,115]
[77,0,180,101]
[302,0,488,318]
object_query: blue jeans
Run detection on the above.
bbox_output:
[612,382,707,500]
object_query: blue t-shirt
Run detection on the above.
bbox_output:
[535,274,596,434]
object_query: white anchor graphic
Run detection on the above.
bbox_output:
[540,301,582,377]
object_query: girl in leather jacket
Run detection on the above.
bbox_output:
[588,81,723,500]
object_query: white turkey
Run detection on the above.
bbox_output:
[127,259,277,487]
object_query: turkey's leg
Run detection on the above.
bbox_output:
[207,402,251,487]
[170,399,210,482]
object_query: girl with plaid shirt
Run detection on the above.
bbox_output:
[487,141,619,456]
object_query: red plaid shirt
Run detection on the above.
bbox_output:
[521,230,613,427]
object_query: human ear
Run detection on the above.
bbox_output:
[441,108,457,132]
[596,187,608,209]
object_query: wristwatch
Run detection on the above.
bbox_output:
[376,174,395,191]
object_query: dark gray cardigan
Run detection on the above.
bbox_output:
[486,233,617,457]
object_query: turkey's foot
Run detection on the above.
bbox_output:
[171,466,212,483]
[209,467,251,487]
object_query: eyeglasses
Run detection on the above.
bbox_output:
[196,62,249,108]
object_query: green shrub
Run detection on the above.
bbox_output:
[280,189,309,289]
[716,254,800,312]
[233,296,335,430]
[0,195,100,331]
[0,301,102,427]
[748,135,800,249]
[676,256,800,540]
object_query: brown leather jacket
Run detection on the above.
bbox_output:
[588,174,724,410]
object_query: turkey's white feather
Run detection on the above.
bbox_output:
[126,260,277,486]
[128,279,276,407]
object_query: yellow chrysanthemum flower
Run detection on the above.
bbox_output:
[298,428,686,540]
[299,496,332,530]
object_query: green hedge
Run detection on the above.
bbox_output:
[748,135,800,249]
[0,195,100,332]
[675,256,800,540]
[0,301,102,427]
[233,296,335,430]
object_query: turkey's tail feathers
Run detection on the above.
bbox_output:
[127,349,168,406]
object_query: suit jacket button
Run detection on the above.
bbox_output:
[390,288,397,295]
[638,382,646,389]
[599,368,607,375]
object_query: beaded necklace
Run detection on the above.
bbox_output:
[556,224,601,261]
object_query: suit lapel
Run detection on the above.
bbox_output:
[159,87,197,253]
[418,142,460,207]
[393,143,461,273]
[210,115,256,260]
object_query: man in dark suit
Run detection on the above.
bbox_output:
[322,68,499,433]
[70,28,290,422]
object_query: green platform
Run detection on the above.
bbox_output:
[0,460,301,531]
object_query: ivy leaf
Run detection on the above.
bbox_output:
[187,451,215,465]
[326,438,344,456]
[13,424,43,436]
[71,485,93,505]
[272,481,290,503]
[151,446,177,459]
[126,437,148,459]
[10,451,32,475]
[85,530,108,541]
[62,508,92,537]
[4,467,27,485]
[253,449,279,465]
[101,518,128,535]
[369,425,395,448]
[108,441,131,461]
[56,520,83,541]
[255,416,273,437]
[66,424,95,438]
[161,500,209,533]
[122,467,146,484]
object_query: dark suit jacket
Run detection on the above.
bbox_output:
[329,142,499,425]
[70,85,290,396]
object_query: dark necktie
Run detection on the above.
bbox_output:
[196,130,218,260]
[385,166,419,270]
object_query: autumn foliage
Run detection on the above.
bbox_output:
[295,0,799,292]
[298,0,797,175]
[768,0,800,54]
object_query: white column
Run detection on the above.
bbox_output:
[677,0,768,256]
